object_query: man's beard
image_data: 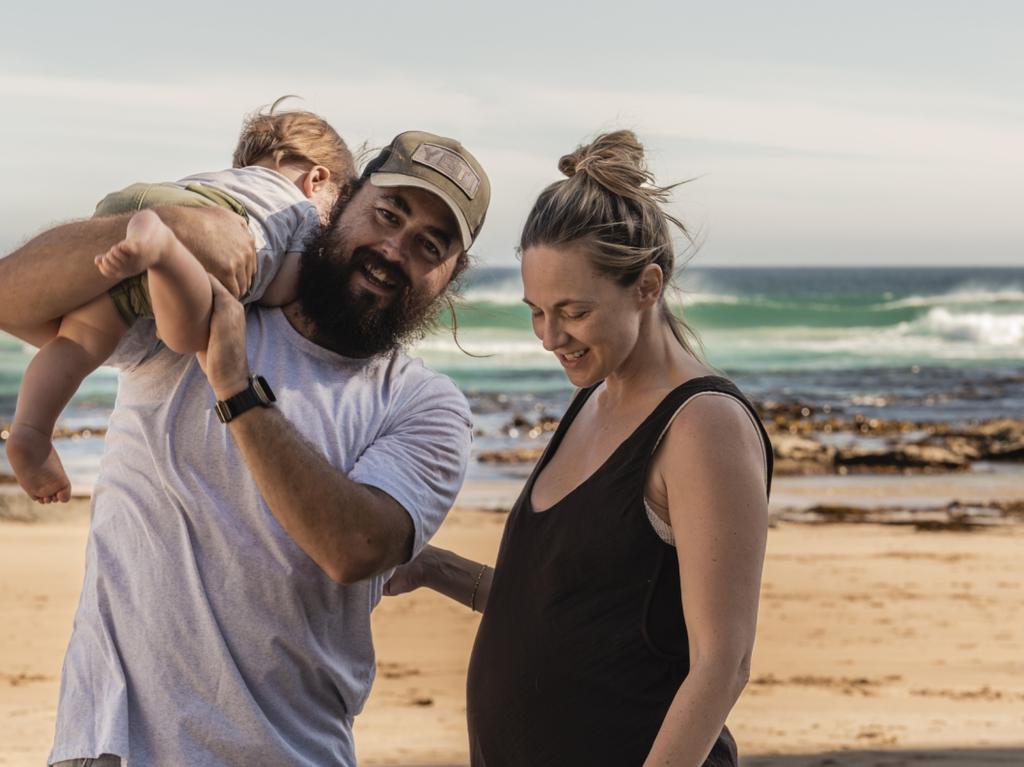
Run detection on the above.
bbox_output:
[296,223,444,358]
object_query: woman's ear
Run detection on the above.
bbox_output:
[301,165,332,198]
[636,263,663,308]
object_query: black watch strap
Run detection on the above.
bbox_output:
[215,374,276,423]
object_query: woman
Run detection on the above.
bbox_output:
[386,131,772,766]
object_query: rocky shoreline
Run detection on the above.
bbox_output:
[475,403,1024,477]
[771,499,1024,530]
[4,406,1023,493]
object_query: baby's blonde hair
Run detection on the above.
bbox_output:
[232,96,355,186]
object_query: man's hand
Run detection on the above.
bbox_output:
[197,277,250,400]
[161,207,256,299]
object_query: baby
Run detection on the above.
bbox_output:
[7,98,354,503]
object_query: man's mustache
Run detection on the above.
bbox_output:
[350,247,411,293]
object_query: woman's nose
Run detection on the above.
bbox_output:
[541,318,566,351]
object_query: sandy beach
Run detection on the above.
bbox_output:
[1,474,1022,767]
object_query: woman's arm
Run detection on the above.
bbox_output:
[385,545,494,613]
[643,395,769,767]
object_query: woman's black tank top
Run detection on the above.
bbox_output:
[466,376,773,767]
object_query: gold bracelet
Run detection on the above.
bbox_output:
[469,564,489,612]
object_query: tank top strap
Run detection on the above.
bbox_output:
[628,376,736,443]
[519,384,599,488]
[629,375,774,497]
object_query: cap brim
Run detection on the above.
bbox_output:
[369,172,473,251]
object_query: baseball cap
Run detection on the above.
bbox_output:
[361,131,490,251]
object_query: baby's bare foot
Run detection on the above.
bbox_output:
[6,424,72,503]
[94,209,175,280]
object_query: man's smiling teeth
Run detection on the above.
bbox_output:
[564,349,587,360]
[364,263,396,288]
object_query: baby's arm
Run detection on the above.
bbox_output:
[95,210,213,353]
[257,251,302,307]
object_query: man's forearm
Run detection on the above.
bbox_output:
[225,405,415,584]
[0,216,126,327]
[0,207,254,328]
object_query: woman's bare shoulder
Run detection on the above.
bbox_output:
[656,390,765,479]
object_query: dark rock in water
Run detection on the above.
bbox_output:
[925,419,1024,462]
[773,435,835,464]
[771,435,835,476]
[970,418,1024,438]
[984,438,1024,461]
[772,459,832,476]
[932,436,983,461]
[774,499,1024,529]
[834,444,968,472]
[803,504,875,523]
[912,518,981,532]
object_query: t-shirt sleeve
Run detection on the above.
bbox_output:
[286,205,321,254]
[246,201,319,303]
[348,374,473,560]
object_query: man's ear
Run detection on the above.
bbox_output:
[301,165,332,198]
[636,263,663,308]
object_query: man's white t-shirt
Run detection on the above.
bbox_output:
[49,309,472,766]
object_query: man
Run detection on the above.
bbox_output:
[0,131,490,765]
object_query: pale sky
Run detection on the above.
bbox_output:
[3,1,1022,266]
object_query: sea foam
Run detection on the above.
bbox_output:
[916,308,1024,346]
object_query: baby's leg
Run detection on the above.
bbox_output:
[96,210,213,353]
[6,296,127,503]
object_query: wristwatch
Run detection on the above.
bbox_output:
[214,374,276,423]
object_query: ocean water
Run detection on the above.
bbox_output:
[2,267,1023,488]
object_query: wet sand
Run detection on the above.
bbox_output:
[1,478,1022,766]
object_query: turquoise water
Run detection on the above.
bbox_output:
[3,266,1023,407]
[418,266,1024,389]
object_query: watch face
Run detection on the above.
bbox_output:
[215,401,233,423]
[252,375,276,405]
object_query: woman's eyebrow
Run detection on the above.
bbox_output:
[522,297,595,308]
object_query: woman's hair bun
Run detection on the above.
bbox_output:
[557,150,583,178]
[557,130,656,199]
